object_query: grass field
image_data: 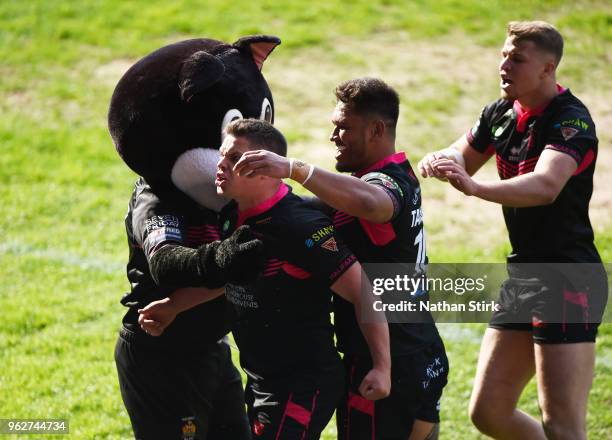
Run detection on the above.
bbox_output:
[0,1,610,438]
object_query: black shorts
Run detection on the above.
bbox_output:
[337,341,449,440]
[489,263,608,344]
[115,327,250,440]
[245,361,344,440]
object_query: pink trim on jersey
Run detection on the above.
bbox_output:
[354,152,407,178]
[513,84,567,133]
[237,183,289,227]
[281,262,312,279]
[573,149,595,175]
[358,218,396,246]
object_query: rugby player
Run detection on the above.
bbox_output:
[234,78,449,440]
[140,119,391,440]
[418,21,607,440]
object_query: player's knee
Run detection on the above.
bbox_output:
[469,400,499,436]
[541,411,586,440]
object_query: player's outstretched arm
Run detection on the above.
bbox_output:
[233,149,395,223]
[417,134,491,179]
[138,287,224,336]
[433,148,577,207]
[331,263,391,400]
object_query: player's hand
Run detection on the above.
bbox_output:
[417,151,448,180]
[233,149,289,179]
[358,367,391,401]
[214,225,265,284]
[138,297,178,336]
[432,158,479,196]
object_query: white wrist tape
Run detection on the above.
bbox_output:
[440,148,466,169]
[288,158,294,179]
[302,165,315,185]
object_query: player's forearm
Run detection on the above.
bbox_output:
[332,263,391,369]
[357,318,391,370]
[301,168,385,221]
[168,287,225,313]
[473,172,561,207]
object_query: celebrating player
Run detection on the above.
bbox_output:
[418,21,607,440]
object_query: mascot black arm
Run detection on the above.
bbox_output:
[150,225,265,289]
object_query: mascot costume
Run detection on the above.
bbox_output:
[108,35,280,439]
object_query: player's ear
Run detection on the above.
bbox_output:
[540,53,557,78]
[370,119,386,140]
[543,60,556,77]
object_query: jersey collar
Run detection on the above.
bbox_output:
[237,182,289,227]
[353,152,407,178]
[514,84,567,132]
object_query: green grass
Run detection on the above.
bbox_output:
[1,0,610,438]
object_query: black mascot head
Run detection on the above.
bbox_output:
[108,35,280,211]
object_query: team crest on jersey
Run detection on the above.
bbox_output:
[560,127,579,140]
[180,417,196,439]
[320,237,338,252]
[362,172,403,197]
[222,219,230,233]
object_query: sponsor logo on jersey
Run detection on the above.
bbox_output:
[560,127,579,140]
[305,238,314,248]
[145,215,180,233]
[222,219,230,233]
[310,225,334,242]
[554,118,589,131]
[145,227,183,250]
[491,108,513,139]
[225,284,259,309]
[320,237,339,252]
[180,417,196,439]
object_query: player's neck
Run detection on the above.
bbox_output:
[367,141,396,167]
[518,80,559,111]
[236,181,282,212]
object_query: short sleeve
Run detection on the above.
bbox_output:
[131,192,188,261]
[543,111,597,165]
[361,171,405,220]
[466,103,496,153]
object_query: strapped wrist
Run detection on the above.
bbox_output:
[289,158,313,184]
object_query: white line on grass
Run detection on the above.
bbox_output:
[0,241,124,273]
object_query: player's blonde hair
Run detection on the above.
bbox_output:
[507,21,564,65]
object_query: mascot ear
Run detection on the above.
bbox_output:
[233,35,281,71]
[179,51,225,103]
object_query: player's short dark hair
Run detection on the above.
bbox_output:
[225,118,287,157]
[507,21,564,65]
[334,77,400,130]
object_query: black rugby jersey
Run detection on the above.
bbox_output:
[332,152,442,355]
[122,178,231,346]
[467,87,601,263]
[220,183,357,380]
